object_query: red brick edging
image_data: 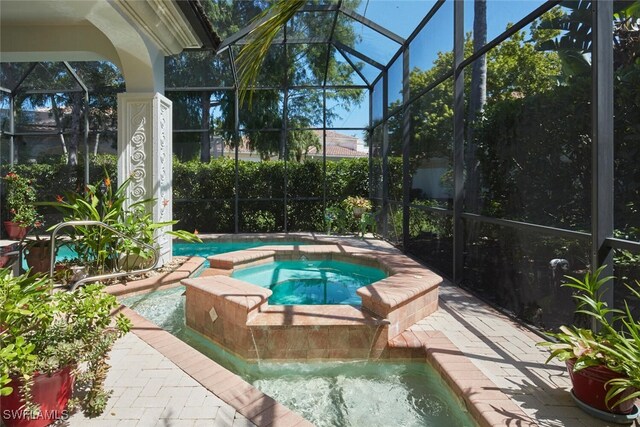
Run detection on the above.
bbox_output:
[120,307,312,427]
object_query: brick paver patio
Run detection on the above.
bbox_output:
[415,280,635,427]
[65,333,256,427]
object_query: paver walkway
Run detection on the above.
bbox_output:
[415,280,638,427]
[65,333,255,427]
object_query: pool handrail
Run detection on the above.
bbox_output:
[48,220,159,291]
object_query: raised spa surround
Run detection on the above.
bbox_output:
[182,244,441,360]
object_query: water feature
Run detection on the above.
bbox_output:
[121,286,476,427]
[231,260,387,305]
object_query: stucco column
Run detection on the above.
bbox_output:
[117,93,173,266]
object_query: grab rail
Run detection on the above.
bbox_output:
[48,220,159,291]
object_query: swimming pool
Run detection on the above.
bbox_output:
[173,240,312,266]
[121,286,476,427]
[231,259,387,305]
[24,239,313,270]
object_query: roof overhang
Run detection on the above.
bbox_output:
[113,0,220,54]
[0,0,220,61]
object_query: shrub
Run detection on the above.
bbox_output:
[4,155,380,234]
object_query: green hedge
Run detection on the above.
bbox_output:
[173,157,371,232]
[3,155,374,233]
[1,155,118,226]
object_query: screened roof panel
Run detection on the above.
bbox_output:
[18,62,82,92]
[334,14,401,66]
[232,45,286,88]
[288,10,337,40]
[325,46,368,86]
[68,61,124,91]
[338,49,380,85]
[1,63,36,90]
[354,1,438,39]
[289,44,329,86]
[166,51,234,88]
[409,0,453,82]
[215,0,428,89]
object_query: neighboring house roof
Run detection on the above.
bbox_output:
[307,145,367,158]
[231,130,368,159]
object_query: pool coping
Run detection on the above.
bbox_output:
[201,244,441,345]
[110,237,537,427]
[105,256,206,297]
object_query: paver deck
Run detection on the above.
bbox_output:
[65,333,256,427]
[414,280,637,427]
[63,234,638,426]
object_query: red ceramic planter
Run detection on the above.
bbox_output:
[0,367,74,427]
[566,359,635,415]
[3,221,28,241]
[25,245,52,274]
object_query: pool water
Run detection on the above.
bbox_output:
[231,260,387,305]
[173,240,312,267]
[121,286,476,427]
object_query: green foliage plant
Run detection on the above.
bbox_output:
[39,173,200,275]
[343,196,372,212]
[0,268,131,417]
[359,212,378,239]
[537,266,640,410]
[324,205,347,235]
[2,171,41,228]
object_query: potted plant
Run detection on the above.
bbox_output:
[538,266,640,419]
[343,196,372,219]
[2,172,41,240]
[24,240,51,275]
[0,268,131,427]
[24,228,52,275]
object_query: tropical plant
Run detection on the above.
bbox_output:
[39,173,200,275]
[0,268,131,418]
[234,0,305,105]
[324,205,348,235]
[538,266,640,409]
[343,196,372,211]
[2,172,41,228]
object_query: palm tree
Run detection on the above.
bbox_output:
[466,0,487,215]
[235,0,305,105]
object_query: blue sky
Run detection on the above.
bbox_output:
[335,0,551,138]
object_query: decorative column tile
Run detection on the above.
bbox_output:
[118,93,173,266]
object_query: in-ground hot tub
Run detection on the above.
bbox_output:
[183,244,441,360]
[231,259,387,305]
